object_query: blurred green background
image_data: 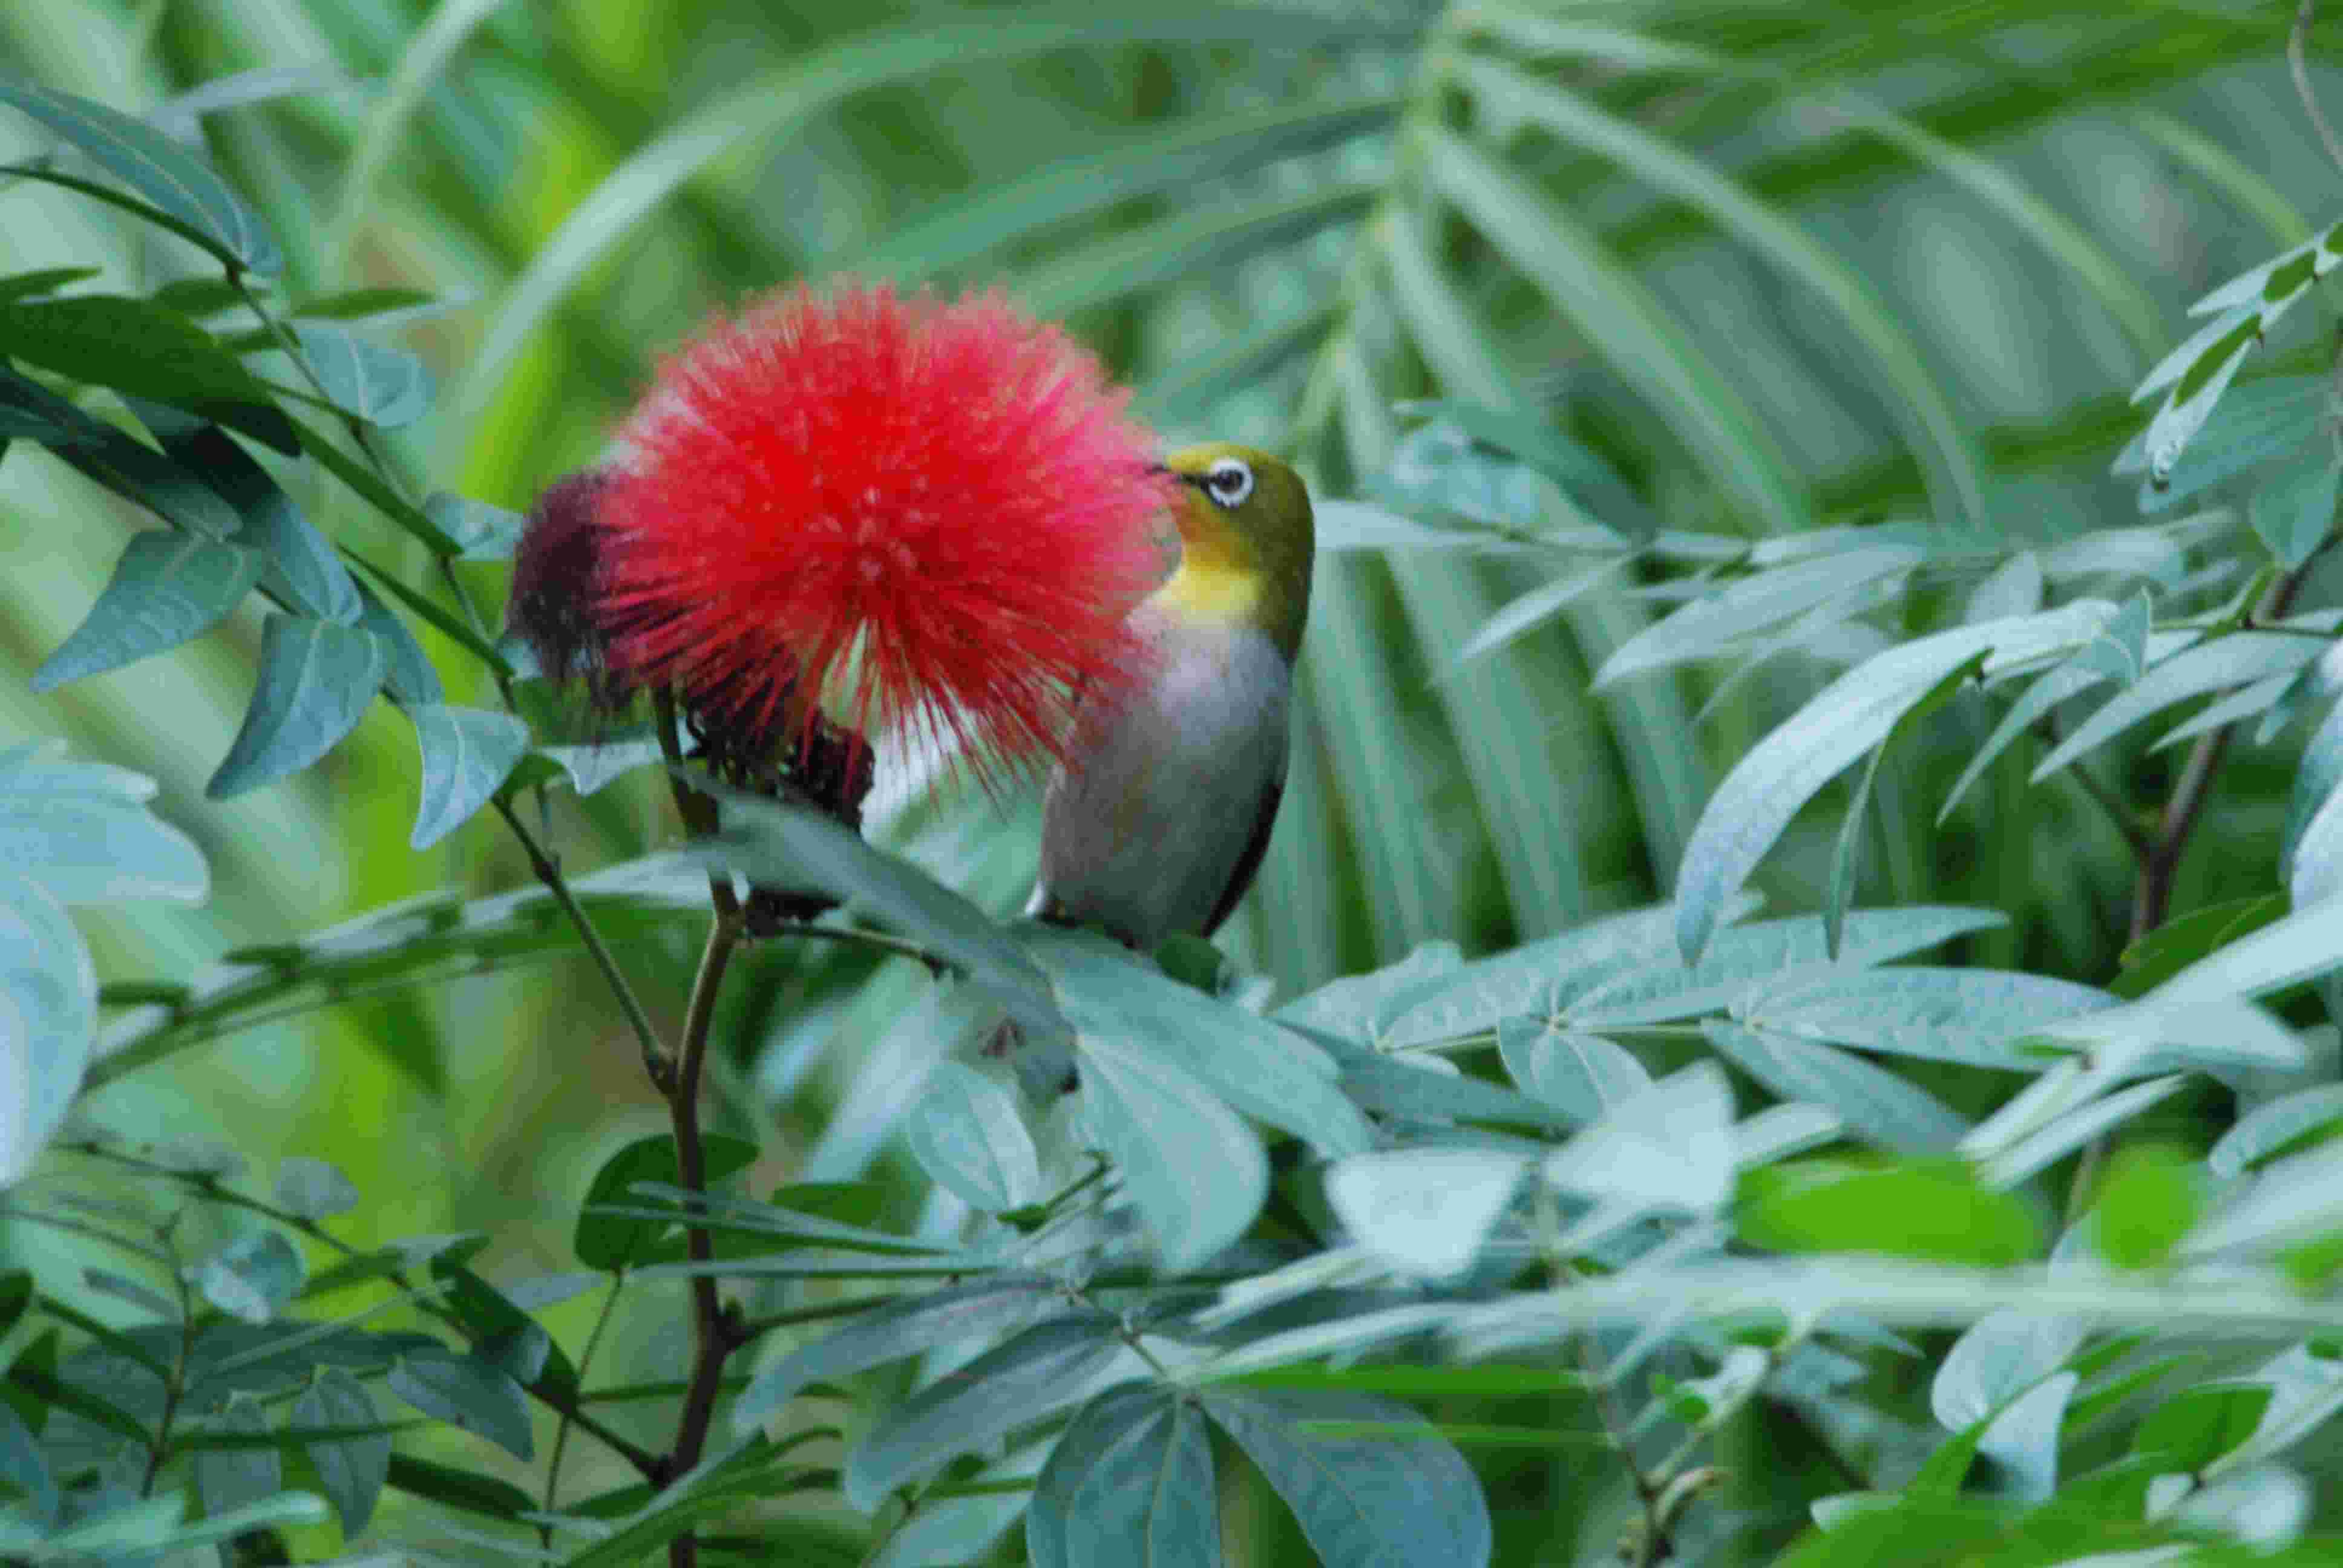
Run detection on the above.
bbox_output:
[10,1,2343,1558]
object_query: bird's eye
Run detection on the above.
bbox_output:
[1202,457,1254,509]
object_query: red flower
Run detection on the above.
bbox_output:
[548,281,1169,781]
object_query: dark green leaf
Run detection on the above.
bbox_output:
[1027,1383,1219,1568]
[0,293,295,452]
[407,705,529,849]
[0,266,98,304]
[2132,1383,2274,1473]
[574,1134,759,1272]
[1202,1390,1490,1568]
[733,1275,1065,1433]
[292,1367,388,1534]
[843,1316,1124,1510]
[0,365,243,534]
[0,76,282,273]
[388,1348,533,1460]
[429,1257,581,1398]
[206,613,388,798]
[385,1452,534,1518]
[30,531,263,690]
[194,1396,280,1517]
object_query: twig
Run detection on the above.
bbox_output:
[491,795,672,1089]
[61,1142,662,1478]
[139,1218,196,1497]
[2293,2,2343,176]
[664,910,746,1568]
[657,690,739,923]
[542,1272,628,1547]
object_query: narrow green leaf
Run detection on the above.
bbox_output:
[1740,1158,2041,1266]
[2250,451,2341,570]
[425,491,526,561]
[385,1452,534,1519]
[1705,1021,1971,1152]
[388,1349,534,1460]
[2034,631,2329,781]
[2132,1383,2274,1473]
[0,293,296,453]
[574,1134,758,1272]
[0,75,281,273]
[0,365,243,535]
[1675,604,2105,962]
[1496,1022,1651,1122]
[1426,123,1809,535]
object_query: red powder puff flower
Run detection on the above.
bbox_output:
[511,282,1170,788]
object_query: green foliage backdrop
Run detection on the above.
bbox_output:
[16,1,2343,1564]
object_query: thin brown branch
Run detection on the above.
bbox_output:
[2293,2,2343,175]
[665,910,745,1568]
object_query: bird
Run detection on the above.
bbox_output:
[1026,442,1315,950]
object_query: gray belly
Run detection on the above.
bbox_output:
[1030,619,1289,948]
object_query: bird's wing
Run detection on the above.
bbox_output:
[1201,751,1286,937]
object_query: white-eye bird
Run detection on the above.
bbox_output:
[1026,442,1314,949]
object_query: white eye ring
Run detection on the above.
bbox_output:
[1202,457,1254,509]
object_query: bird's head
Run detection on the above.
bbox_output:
[1153,443,1315,659]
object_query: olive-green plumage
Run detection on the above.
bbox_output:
[1027,443,1315,949]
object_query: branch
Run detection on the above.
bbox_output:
[491,795,672,1089]
[664,910,746,1568]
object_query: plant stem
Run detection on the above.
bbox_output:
[2128,561,2315,941]
[542,1271,628,1547]
[491,795,672,1088]
[665,910,744,1568]
[2294,1,2343,175]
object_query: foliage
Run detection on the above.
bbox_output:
[13,3,2343,1565]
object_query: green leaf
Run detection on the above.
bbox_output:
[2132,1383,2274,1473]
[2210,1084,2343,1178]
[1027,1383,1217,1568]
[1426,123,1809,535]
[385,1452,534,1519]
[407,705,529,849]
[693,783,1064,1038]
[2090,1145,2201,1270]
[1030,930,1371,1157]
[30,531,263,690]
[1705,1021,1971,1152]
[194,1397,280,1517]
[1496,1022,1651,1121]
[0,266,98,305]
[2033,631,2330,782]
[0,1399,56,1526]
[0,75,282,274]
[574,1133,758,1271]
[0,366,243,535]
[1461,54,1984,526]
[273,1156,358,1220]
[2123,375,2328,514]
[733,1276,1065,1434]
[1201,1390,1490,1568]
[903,1062,1041,1214]
[1325,1148,1524,1278]
[206,614,388,798]
[1373,900,1697,1048]
[192,1230,304,1324]
[425,491,526,561]
[0,740,207,904]
[853,91,1399,283]
[1740,968,2112,1071]
[350,573,447,704]
[2114,895,2289,1001]
[2252,451,2341,570]
[292,1368,388,1534]
[1596,546,1929,689]
[284,320,434,428]
[1739,1158,2042,1266]
[388,1348,533,1460]
[122,398,363,624]
[1078,1028,1267,1270]
[1543,1063,1734,1214]
[843,1316,1126,1511]
[0,293,296,452]
[1674,604,2105,962]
